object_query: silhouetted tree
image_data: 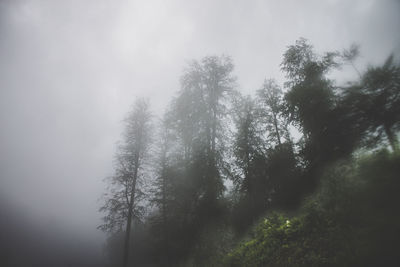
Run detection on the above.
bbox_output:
[281,38,359,197]
[176,55,236,214]
[346,55,400,151]
[257,79,290,147]
[99,98,152,267]
[231,95,267,231]
[342,43,361,77]
[149,115,178,266]
[149,55,236,264]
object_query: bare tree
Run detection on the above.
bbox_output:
[99,98,152,267]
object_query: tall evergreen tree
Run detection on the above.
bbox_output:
[99,98,152,267]
[177,55,236,211]
[151,55,236,263]
[231,95,268,231]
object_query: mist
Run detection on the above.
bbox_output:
[0,0,399,266]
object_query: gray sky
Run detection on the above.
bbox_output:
[0,0,399,253]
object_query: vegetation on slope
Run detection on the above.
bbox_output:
[225,150,400,267]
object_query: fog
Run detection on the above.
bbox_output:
[0,0,399,266]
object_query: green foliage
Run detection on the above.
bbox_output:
[225,211,347,267]
[225,151,400,267]
[343,55,400,151]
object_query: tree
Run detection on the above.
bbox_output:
[348,55,400,151]
[148,55,236,264]
[281,38,353,198]
[232,95,263,189]
[257,79,289,147]
[231,94,269,231]
[230,83,300,231]
[176,55,236,210]
[282,38,337,136]
[342,43,361,77]
[149,114,178,266]
[99,98,152,267]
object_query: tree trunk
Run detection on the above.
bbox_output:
[161,151,171,267]
[273,112,282,146]
[123,155,140,267]
[212,109,217,155]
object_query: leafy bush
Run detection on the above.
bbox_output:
[225,150,400,267]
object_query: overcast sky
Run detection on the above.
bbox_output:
[0,0,399,256]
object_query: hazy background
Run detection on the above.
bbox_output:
[0,0,399,264]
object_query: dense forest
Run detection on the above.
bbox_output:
[99,38,400,267]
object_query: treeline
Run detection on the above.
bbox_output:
[99,38,400,266]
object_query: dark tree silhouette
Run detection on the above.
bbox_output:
[99,98,152,267]
[348,55,400,151]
